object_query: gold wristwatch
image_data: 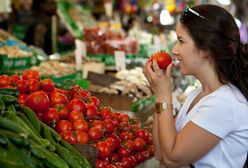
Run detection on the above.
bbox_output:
[155,102,173,114]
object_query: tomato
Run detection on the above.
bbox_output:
[117,147,131,158]
[60,130,77,144]
[73,119,88,132]
[41,79,55,92]
[119,157,132,168]
[68,111,84,123]
[88,127,102,141]
[123,140,134,152]
[150,51,172,70]
[25,91,49,113]
[146,133,153,145]
[41,108,59,126]
[95,141,111,159]
[56,120,73,133]
[129,156,137,168]
[22,70,40,81]
[92,120,106,132]
[85,103,99,117]
[75,130,89,144]
[104,119,115,133]
[18,93,28,105]
[119,114,129,123]
[106,133,121,150]
[134,129,149,141]
[89,96,100,109]
[10,74,20,84]
[0,75,11,87]
[67,99,86,113]
[73,90,90,100]
[15,80,28,93]
[141,150,150,160]
[96,159,109,168]
[109,153,120,164]
[118,122,132,133]
[26,79,40,93]
[50,93,68,107]
[120,132,134,141]
[133,152,143,163]
[100,106,113,120]
[104,138,115,151]
[49,88,65,98]
[55,104,69,119]
[106,164,116,168]
[147,145,154,157]
[133,138,146,152]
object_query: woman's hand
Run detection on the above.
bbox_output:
[143,59,174,103]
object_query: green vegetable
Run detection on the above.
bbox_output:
[0,97,5,113]
[0,88,19,96]
[22,106,41,133]
[0,116,29,135]
[29,140,69,168]
[0,94,18,105]
[0,129,29,147]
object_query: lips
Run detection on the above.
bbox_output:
[174,59,181,66]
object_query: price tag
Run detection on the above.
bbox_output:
[75,39,87,71]
[114,50,126,71]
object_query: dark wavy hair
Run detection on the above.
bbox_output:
[180,4,248,101]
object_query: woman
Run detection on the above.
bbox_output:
[143,4,248,167]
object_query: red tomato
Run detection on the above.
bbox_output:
[147,145,154,157]
[55,104,69,119]
[18,93,28,105]
[15,80,28,93]
[95,141,111,159]
[73,90,90,100]
[106,133,121,150]
[104,119,115,133]
[120,132,134,141]
[119,114,129,123]
[133,138,146,152]
[106,164,116,168]
[119,157,132,168]
[89,96,100,109]
[73,119,88,132]
[117,147,131,158]
[141,150,150,160]
[60,130,77,144]
[109,153,120,164]
[25,91,49,113]
[26,79,40,93]
[75,130,89,144]
[68,111,84,123]
[10,74,20,84]
[56,120,73,133]
[67,99,86,113]
[133,152,143,163]
[134,129,149,141]
[118,122,132,133]
[85,103,98,117]
[92,120,106,132]
[41,79,55,92]
[100,106,113,120]
[0,75,11,87]
[22,70,40,81]
[129,156,137,168]
[50,93,68,107]
[150,51,172,70]
[96,159,109,168]
[49,88,65,98]
[123,140,134,152]
[88,127,102,141]
[104,138,115,151]
[41,108,59,126]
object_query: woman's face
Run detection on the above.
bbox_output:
[172,23,204,76]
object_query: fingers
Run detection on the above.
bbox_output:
[165,62,174,78]
[152,60,164,77]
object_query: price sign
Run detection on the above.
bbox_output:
[114,50,126,71]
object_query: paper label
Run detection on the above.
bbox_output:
[114,50,126,71]
[75,39,86,71]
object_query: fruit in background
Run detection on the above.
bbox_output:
[22,70,40,81]
[50,93,68,107]
[56,120,73,133]
[26,79,40,93]
[41,108,60,126]
[149,50,172,70]
[25,91,49,113]
[0,75,11,87]
[41,79,55,92]
[16,80,28,93]
[67,99,86,113]
[10,74,20,84]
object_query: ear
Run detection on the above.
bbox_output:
[199,49,210,59]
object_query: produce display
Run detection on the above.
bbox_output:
[30,61,76,78]
[99,67,152,99]
[0,90,91,167]
[0,70,154,168]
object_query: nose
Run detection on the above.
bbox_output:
[172,42,179,57]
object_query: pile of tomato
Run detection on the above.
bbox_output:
[0,70,154,168]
